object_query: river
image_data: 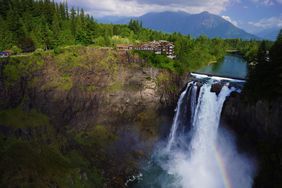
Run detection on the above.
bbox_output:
[197,54,248,79]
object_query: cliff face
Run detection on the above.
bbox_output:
[222,93,282,188]
[0,47,187,187]
[223,93,282,138]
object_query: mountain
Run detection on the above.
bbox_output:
[97,16,131,24]
[254,28,281,41]
[98,11,258,40]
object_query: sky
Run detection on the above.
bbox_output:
[55,0,282,34]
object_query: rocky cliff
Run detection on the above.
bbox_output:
[0,46,187,187]
[222,93,282,188]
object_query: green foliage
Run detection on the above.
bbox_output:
[42,74,73,91]
[0,0,99,51]
[0,107,105,187]
[86,85,96,92]
[111,35,131,45]
[137,51,177,72]
[75,125,117,148]
[156,72,178,94]
[20,37,36,52]
[224,39,260,62]
[3,56,45,86]
[0,140,70,187]
[54,46,64,54]
[0,108,50,128]
[34,48,44,56]
[11,45,22,55]
[2,62,22,83]
[59,75,73,91]
[106,81,123,93]
[245,30,282,100]
[94,36,107,46]
[129,19,142,34]
[0,137,104,188]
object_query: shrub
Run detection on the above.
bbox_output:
[11,45,22,55]
[34,48,44,56]
[54,46,63,54]
[19,37,36,52]
[0,108,50,128]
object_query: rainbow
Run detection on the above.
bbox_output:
[213,144,233,188]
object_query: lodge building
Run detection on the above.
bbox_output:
[117,40,176,59]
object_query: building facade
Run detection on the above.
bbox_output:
[117,40,176,59]
[135,40,175,59]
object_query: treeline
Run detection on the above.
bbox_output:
[245,30,282,100]
[225,39,260,62]
[171,34,228,71]
[0,0,107,51]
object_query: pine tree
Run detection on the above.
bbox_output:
[52,12,60,38]
[269,30,282,97]
[246,41,268,98]
[128,19,142,34]
[70,8,76,37]
[0,17,13,50]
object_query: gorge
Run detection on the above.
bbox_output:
[129,73,256,188]
[128,53,282,188]
[0,48,281,188]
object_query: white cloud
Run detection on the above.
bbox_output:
[55,0,234,17]
[248,16,282,29]
[222,15,238,26]
[250,0,282,5]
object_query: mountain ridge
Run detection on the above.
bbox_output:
[98,11,259,39]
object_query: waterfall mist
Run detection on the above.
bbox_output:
[131,80,256,188]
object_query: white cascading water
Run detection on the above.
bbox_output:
[167,82,192,151]
[165,81,256,188]
[131,80,256,188]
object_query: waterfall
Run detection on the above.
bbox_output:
[166,82,191,151]
[173,84,235,188]
[131,79,256,188]
[167,81,199,151]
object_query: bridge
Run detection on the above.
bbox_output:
[190,72,246,83]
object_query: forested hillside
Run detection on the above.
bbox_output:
[0,0,103,51]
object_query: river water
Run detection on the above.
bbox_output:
[197,54,248,79]
[128,55,255,188]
